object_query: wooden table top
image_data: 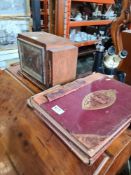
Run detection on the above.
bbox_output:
[0,70,130,175]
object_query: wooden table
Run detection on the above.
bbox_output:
[0,69,130,175]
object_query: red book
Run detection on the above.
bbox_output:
[29,73,131,164]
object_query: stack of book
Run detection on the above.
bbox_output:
[28,73,131,165]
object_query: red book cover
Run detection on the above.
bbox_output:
[29,74,131,164]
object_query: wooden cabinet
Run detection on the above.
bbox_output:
[40,0,48,32]
[1,69,131,175]
[31,0,48,31]
[119,30,131,85]
[64,0,115,47]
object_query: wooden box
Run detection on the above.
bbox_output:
[17,32,78,88]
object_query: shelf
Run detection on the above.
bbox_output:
[78,49,96,56]
[71,0,115,4]
[73,40,97,47]
[69,19,113,27]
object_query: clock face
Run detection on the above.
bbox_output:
[18,39,45,83]
[82,89,117,110]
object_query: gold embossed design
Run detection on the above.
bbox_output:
[82,89,117,110]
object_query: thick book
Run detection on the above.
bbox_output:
[28,73,131,164]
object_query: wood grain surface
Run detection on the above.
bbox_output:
[0,70,130,175]
[118,30,131,85]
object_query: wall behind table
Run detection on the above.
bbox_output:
[0,0,31,68]
[0,0,30,16]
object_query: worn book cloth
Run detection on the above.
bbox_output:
[28,73,131,164]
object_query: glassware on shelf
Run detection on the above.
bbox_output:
[74,13,83,21]
[70,29,97,43]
